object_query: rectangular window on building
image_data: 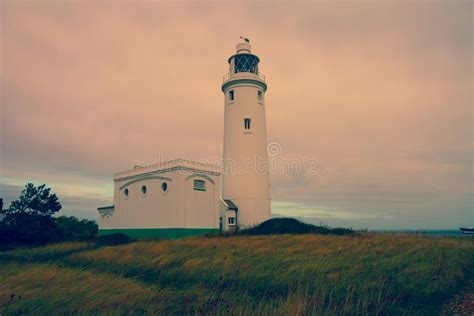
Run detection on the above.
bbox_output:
[193,180,206,191]
[258,90,263,103]
[244,118,251,130]
[229,90,234,102]
[228,217,235,225]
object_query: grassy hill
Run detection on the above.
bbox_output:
[1,233,473,315]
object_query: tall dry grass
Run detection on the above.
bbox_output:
[1,233,473,315]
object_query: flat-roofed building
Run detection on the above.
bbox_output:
[98,159,225,238]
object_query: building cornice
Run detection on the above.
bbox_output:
[114,166,220,183]
[114,158,221,181]
[118,175,173,190]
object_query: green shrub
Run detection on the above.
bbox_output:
[331,227,355,235]
[0,184,99,248]
[55,216,98,241]
[239,218,354,236]
[0,213,59,245]
[1,183,62,246]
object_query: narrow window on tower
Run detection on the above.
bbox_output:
[244,118,251,130]
[258,90,263,103]
[228,90,234,102]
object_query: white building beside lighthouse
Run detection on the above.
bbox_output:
[98,40,272,238]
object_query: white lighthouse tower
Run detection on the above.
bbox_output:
[221,39,271,229]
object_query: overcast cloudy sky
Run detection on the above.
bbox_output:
[1,1,472,229]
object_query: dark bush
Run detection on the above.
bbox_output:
[1,183,62,246]
[239,218,354,236]
[0,213,59,245]
[0,184,100,248]
[240,218,316,235]
[330,227,355,235]
[96,233,131,247]
[56,216,98,241]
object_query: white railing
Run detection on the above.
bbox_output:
[223,72,265,82]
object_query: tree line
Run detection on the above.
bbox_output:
[0,183,98,248]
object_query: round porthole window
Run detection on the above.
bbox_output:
[124,188,129,198]
[161,182,168,192]
[141,185,147,195]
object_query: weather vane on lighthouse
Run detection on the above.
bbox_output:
[240,36,250,43]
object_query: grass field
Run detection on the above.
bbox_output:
[0,233,473,315]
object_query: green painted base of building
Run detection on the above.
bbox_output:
[98,228,220,239]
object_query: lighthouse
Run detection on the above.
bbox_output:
[98,39,273,237]
[221,39,272,228]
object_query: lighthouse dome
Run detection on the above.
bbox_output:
[236,42,251,53]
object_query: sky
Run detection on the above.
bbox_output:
[1,1,472,229]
